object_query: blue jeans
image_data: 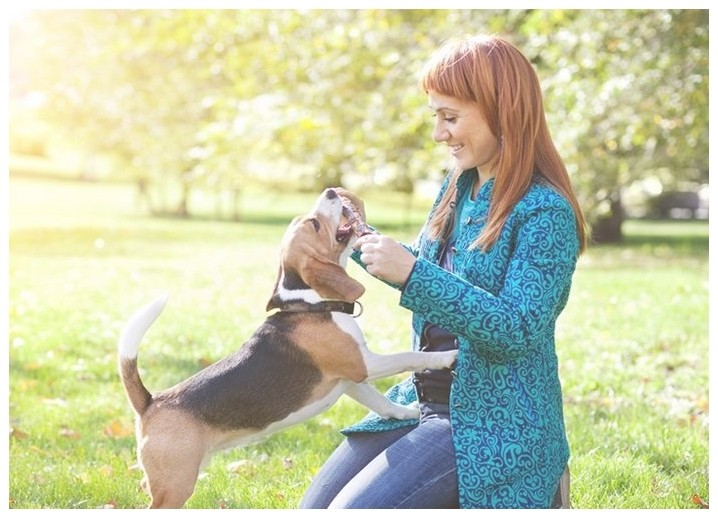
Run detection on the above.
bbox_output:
[299,403,459,509]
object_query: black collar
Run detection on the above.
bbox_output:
[276,300,362,317]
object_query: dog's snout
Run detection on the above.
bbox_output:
[325,188,338,200]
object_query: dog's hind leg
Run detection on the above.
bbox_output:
[138,416,207,508]
[145,466,200,509]
[344,383,420,420]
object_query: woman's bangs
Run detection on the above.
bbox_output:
[420,46,474,101]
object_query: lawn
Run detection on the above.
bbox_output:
[7,176,709,509]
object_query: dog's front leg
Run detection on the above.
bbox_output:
[362,350,457,382]
[344,383,420,420]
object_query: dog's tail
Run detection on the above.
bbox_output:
[118,295,169,416]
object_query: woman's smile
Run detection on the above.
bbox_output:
[428,90,500,174]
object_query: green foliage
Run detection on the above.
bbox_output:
[8,177,708,509]
[523,10,709,219]
[9,9,708,227]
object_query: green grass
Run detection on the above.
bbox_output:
[7,176,709,509]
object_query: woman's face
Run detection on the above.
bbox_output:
[428,90,500,175]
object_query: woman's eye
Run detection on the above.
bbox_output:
[432,113,457,123]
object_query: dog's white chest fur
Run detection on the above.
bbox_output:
[332,312,365,347]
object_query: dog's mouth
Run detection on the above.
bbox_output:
[336,215,354,243]
[336,199,373,242]
[336,223,354,243]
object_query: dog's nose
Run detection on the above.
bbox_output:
[325,188,338,200]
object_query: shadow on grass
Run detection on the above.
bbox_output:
[621,233,708,254]
[149,211,423,234]
[593,219,708,256]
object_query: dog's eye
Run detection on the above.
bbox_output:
[308,218,320,232]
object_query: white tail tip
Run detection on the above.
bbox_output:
[118,294,170,359]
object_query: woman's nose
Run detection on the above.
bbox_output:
[433,122,449,142]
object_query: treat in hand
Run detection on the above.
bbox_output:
[339,194,375,237]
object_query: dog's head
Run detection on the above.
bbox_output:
[266,188,367,311]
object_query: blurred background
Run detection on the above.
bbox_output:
[6,9,710,508]
[8,9,709,241]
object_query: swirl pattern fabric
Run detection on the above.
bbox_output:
[342,170,580,508]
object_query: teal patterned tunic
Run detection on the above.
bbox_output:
[343,168,580,508]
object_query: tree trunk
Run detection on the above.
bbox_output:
[231,187,242,222]
[176,182,190,218]
[591,193,624,243]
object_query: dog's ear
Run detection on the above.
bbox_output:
[301,257,365,302]
[266,265,283,311]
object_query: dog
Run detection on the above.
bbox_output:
[118,188,458,508]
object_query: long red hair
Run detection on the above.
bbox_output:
[421,35,587,254]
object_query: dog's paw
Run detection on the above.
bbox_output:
[381,401,420,420]
[425,350,458,370]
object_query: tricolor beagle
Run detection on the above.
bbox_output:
[118,188,457,508]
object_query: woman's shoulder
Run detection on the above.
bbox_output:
[516,178,574,215]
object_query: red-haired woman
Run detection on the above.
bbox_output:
[300,34,587,509]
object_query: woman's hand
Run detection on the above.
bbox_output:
[354,234,416,286]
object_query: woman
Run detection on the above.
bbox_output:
[300,34,587,509]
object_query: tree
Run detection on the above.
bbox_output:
[263,10,446,192]
[518,9,708,241]
[9,9,708,235]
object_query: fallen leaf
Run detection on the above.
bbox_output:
[16,379,39,391]
[198,357,214,368]
[103,419,134,438]
[59,427,80,440]
[99,464,114,477]
[691,494,709,509]
[228,459,255,474]
[282,458,294,470]
[696,398,709,412]
[10,427,28,440]
[42,398,68,407]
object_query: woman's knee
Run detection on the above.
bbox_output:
[300,428,411,508]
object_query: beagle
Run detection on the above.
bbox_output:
[118,188,458,508]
